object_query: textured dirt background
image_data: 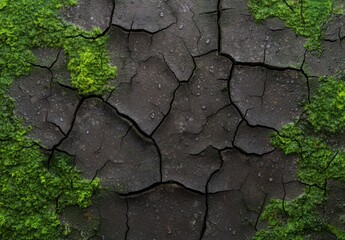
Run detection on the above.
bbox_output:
[9,0,345,239]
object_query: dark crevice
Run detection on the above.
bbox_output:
[221,52,302,72]
[228,57,308,133]
[125,196,130,240]
[111,22,175,35]
[199,10,218,16]
[233,144,276,157]
[283,0,295,13]
[64,0,115,41]
[48,49,63,70]
[231,113,277,157]
[217,0,222,53]
[91,160,112,182]
[193,49,218,59]
[150,83,180,137]
[190,104,232,137]
[254,192,268,231]
[161,53,182,83]
[46,95,91,168]
[154,138,163,182]
[102,96,164,181]
[119,180,206,197]
[300,50,312,103]
[120,126,133,146]
[102,99,151,139]
[46,119,67,137]
[55,80,78,92]
[29,49,62,70]
[199,147,224,240]
[325,151,339,171]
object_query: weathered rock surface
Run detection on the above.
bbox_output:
[10,0,343,238]
[220,0,305,68]
[127,184,205,240]
[59,98,160,193]
[230,65,308,129]
[63,0,113,31]
[153,52,238,192]
[9,67,76,149]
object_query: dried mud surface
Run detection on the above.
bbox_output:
[9,0,345,239]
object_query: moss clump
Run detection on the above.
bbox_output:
[0,0,117,239]
[248,0,337,51]
[0,94,100,239]
[0,0,116,95]
[306,76,345,133]
[254,76,345,238]
[254,188,326,239]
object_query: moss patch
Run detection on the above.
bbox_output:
[0,0,116,239]
[0,0,116,95]
[248,0,338,52]
[254,76,345,238]
[306,76,345,133]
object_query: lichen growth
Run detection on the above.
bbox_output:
[248,0,338,52]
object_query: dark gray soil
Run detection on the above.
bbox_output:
[9,0,345,239]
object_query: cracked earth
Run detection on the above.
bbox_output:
[9,0,345,239]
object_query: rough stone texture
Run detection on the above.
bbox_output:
[62,0,113,31]
[233,122,274,155]
[108,56,179,135]
[96,190,128,239]
[165,0,218,56]
[9,0,345,239]
[112,0,176,33]
[208,150,298,194]
[153,52,238,191]
[324,14,345,41]
[304,40,345,77]
[107,26,138,88]
[127,184,205,240]
[59,98,160,193]
[220,0,305,68]
[60,205,100,239]
[9,67,70,149]
[230,65,308,129]
[202,191,256,239]
[150,30,195,82]
[32,48,61,68]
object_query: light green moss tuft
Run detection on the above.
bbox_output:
[248,0,339,52]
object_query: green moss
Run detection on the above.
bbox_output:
[0,0,117,239]
[255,75,345,238]
[306,76,345,133]
[248,0,339,51]
[0,94,100,239]
[271,123,345,186]
[0,0,116,95]
[254,188,326,239]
